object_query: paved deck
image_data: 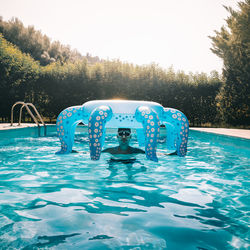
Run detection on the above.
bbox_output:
[190,127,250,139]
[0,123,38,130]
[0,123,249,140]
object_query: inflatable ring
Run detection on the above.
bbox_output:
[56,100,189,162]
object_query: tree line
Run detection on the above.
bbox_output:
[0,0,249,127]
[0,33,222,126]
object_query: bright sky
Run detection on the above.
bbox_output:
[1,0,238,74]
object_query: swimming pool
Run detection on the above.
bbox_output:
[0,126,249,249]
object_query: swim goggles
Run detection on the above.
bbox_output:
[118,130,131,137]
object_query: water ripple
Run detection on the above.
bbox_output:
[0,131,249,249]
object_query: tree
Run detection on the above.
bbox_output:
[210,0,250,126]
[0,34,40,120]
[0,17,86,65]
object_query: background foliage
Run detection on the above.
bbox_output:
[0,0,249,127]
[210,0,250,126]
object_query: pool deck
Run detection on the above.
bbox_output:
[0,123,38,130]
[190,127,250,139]
[0,123,249,139]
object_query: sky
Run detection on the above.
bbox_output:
[1,0,238,74]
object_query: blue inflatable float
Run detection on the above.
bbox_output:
[56,100,189,162]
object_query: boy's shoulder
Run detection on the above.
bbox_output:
[102,147,119,154]
[130,147,145,154]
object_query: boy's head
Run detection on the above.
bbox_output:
[117,128,131,145]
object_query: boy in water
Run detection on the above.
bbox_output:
[102,128,144,160]
[102,128,177,161]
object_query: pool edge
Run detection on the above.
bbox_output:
[190,127,250,140]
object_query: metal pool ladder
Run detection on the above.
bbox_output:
[11,101,47,136]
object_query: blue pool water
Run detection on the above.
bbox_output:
[0,126,249,249]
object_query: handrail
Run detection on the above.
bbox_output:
[19,103,45,127]
[11,101,46,136]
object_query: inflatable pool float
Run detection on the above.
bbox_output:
[56,100,189,162]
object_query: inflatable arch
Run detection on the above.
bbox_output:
[56,100,189,162]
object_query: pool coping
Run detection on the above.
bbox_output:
[0,123,250,140]
[190,127,250,140]
[0,123,38,130]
